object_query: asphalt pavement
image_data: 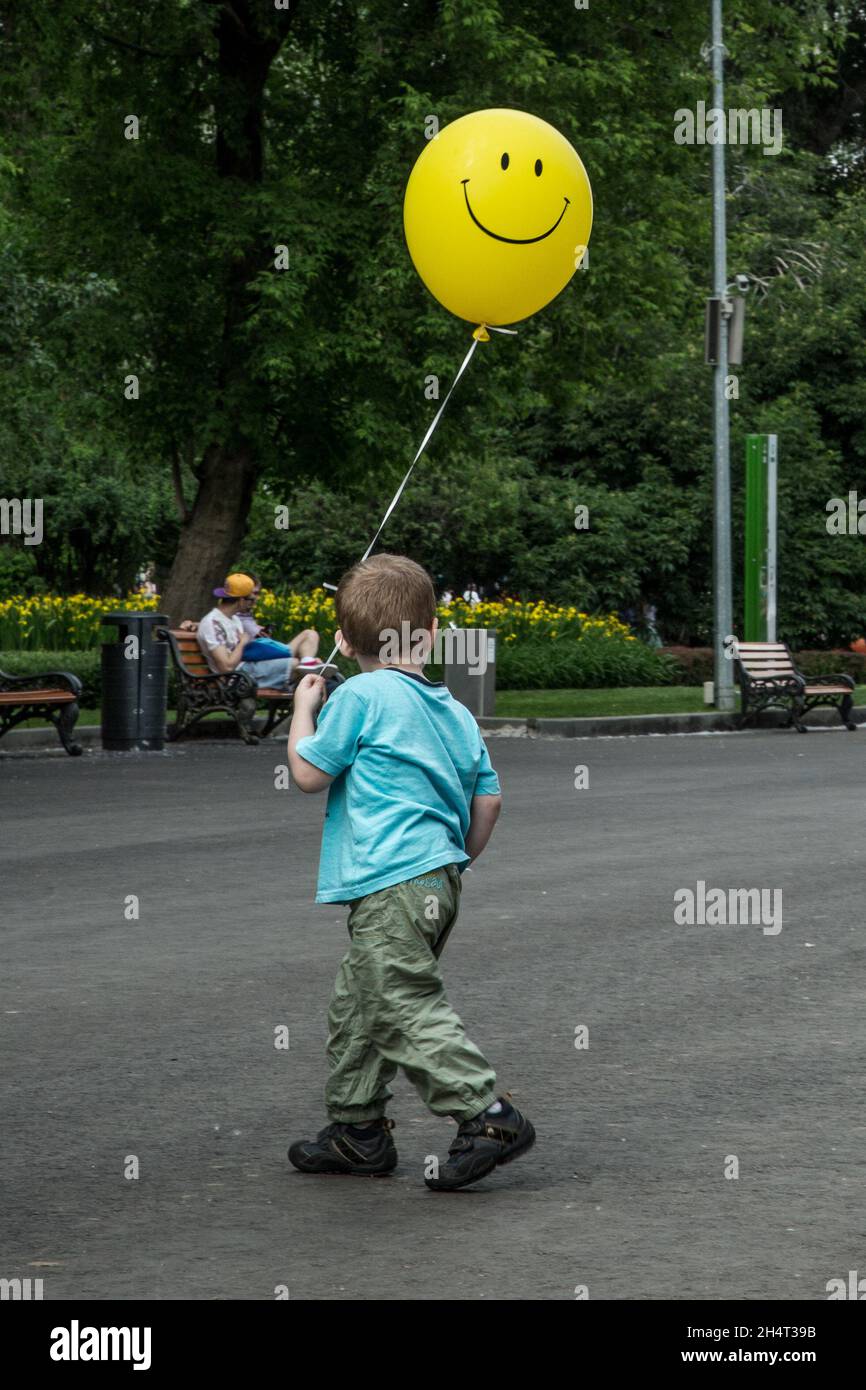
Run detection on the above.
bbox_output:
[1,728,863,1300]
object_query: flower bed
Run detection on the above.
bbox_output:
[0,591,674,689]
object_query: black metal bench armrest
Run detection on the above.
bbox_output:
[224,670,257,699]
[0,668,82,697]
[175,668,257,699]
[738,672,803,693]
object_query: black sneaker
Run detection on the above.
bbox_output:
[288,1118,397,1176]
[425,1097,535,1191]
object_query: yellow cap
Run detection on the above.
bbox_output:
[214,573,255,598]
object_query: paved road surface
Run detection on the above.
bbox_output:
[1,729,863,1300]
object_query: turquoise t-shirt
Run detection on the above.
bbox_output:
[295,669,501,903]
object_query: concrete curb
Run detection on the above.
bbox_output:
[478,705,866,739]
[0,719,250,755]
[3,705,864,754]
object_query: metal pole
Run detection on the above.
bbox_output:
[710,0,735,710]
[744,436,766,642]
[766,434,778,642]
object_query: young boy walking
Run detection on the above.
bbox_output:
[286,553,534,1191]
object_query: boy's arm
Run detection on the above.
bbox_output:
[465,793,502,864]
[288,676,334,793]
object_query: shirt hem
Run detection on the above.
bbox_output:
[315,850,469,904]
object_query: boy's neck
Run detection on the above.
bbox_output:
[355,655,427,677]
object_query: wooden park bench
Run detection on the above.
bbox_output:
[735,641,857,733]
[157,627,299,744]
[0,666,83,754]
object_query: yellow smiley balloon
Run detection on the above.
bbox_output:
[403,108,593,328]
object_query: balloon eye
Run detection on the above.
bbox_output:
[501,153,510,170]
[535,159,543,176]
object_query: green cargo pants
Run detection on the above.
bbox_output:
[324,863,497,1124]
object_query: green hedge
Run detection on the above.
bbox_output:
[493,636,678,690]
[0,650,179,708]
[5,643,862,702]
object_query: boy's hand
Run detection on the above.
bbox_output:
[293,673,327,713]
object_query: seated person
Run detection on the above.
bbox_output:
[193,574,320,691]
[237,578,321,670]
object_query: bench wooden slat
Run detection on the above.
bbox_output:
[0,689,76,705]
[164,630,215,675]
[739,666,796,675]
[739,657,795,665]
[738,651,793,660]
[742,666,796,675]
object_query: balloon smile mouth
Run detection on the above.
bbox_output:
[461,180,570,244]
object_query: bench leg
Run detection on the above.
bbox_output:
[234,697,259,745]
[840,691,857,731]
[792,693,808,733]
[260,702,293,738]
[166,692,188,742]
[53,701,83,756]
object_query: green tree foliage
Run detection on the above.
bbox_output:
[0,0,863,643]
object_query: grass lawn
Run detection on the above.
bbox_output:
[495,685,866,719]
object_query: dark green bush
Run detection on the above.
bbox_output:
[0,650,103,704]
[495,636,677,690]
[0,650,180,707]
[795,649,866,681]
[661,647,714,685]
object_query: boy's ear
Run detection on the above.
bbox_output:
[335,628,356,659]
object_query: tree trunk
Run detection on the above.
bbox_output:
[162,444,258,624]
[161,1,288,624]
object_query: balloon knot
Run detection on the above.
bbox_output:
[473,325,491,342]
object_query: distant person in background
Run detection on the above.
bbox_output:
[194,573,293,690]
[185,575,321,689]
[136,566,157,596]
[462,582,480,608]
[194,574,255,676]
[643,602,662,648]
[440,587,453,606]
[238,577,321,667]
[621,601,662,647]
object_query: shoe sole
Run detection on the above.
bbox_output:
[287,1147,397,1177]
[425,1120,536,1192]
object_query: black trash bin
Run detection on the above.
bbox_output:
[101,612,169,751]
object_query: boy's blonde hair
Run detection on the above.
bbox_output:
[335,553,436,658]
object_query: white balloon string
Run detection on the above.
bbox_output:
[319,328,510,670]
